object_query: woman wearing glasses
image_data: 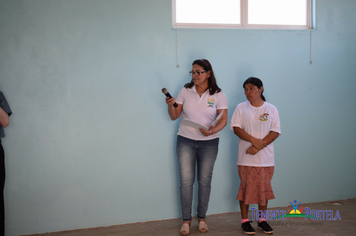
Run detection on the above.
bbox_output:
[165,59,228,235]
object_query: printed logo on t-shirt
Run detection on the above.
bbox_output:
[207,98,214,108]
[259,113,269,121]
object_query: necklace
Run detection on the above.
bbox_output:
[197,89,207,96]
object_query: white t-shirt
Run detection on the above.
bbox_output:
[176,85,228,140]
[230,101,281,166]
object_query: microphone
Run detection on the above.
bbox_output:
[162,88,178,107]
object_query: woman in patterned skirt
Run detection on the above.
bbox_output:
[230,77,281,235]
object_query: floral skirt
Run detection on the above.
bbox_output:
[237,165,275,206]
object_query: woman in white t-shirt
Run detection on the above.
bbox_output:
[165,59,228,235]
[230,77,281,235]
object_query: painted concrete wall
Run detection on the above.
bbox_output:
[0,0,355,235]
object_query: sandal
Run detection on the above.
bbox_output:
[198,219,208,233]
[180,220,192,235]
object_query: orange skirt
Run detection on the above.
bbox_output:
[237,166,275,206]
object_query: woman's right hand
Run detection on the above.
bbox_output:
[165,97,176,107]
[251,137,267,150]
[166,96,183,121]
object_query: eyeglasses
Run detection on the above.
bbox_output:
[189,70,206,76]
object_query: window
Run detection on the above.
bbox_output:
[173,0,313,29]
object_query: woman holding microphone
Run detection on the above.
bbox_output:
[165,59,228,235]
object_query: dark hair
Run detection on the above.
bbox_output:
[243,77,266,101]
[184,59,221,95]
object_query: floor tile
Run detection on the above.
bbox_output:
[148,218,217,236]
[43,228,99,236]
[205,213,240,234]
[147,218,183,236]
[97,223,157,236]
[21,198,356,236]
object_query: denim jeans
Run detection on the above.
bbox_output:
[176,135,219,221]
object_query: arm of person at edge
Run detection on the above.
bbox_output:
[199,109,227,137]
[0,106,10,127]
[233,127,279,155]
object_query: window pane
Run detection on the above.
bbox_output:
[176,0,240,24]
[248,0,307,25]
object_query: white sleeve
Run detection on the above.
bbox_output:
[176,88,185,104]
[230,104,242,130]
[270,106,281,135]
[216,91,228,109]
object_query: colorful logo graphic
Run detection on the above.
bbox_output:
[259,113,269,121]
[207,98,214,108]
[285,200,306,218]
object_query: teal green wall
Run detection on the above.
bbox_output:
[0,0,355,235]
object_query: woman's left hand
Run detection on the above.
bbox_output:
[246,146,259,155]
[200,126,215,136]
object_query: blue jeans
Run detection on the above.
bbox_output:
[176,135,219,221]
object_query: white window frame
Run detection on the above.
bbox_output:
[172,0,314,30]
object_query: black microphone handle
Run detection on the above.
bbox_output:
[165,92,178,107]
